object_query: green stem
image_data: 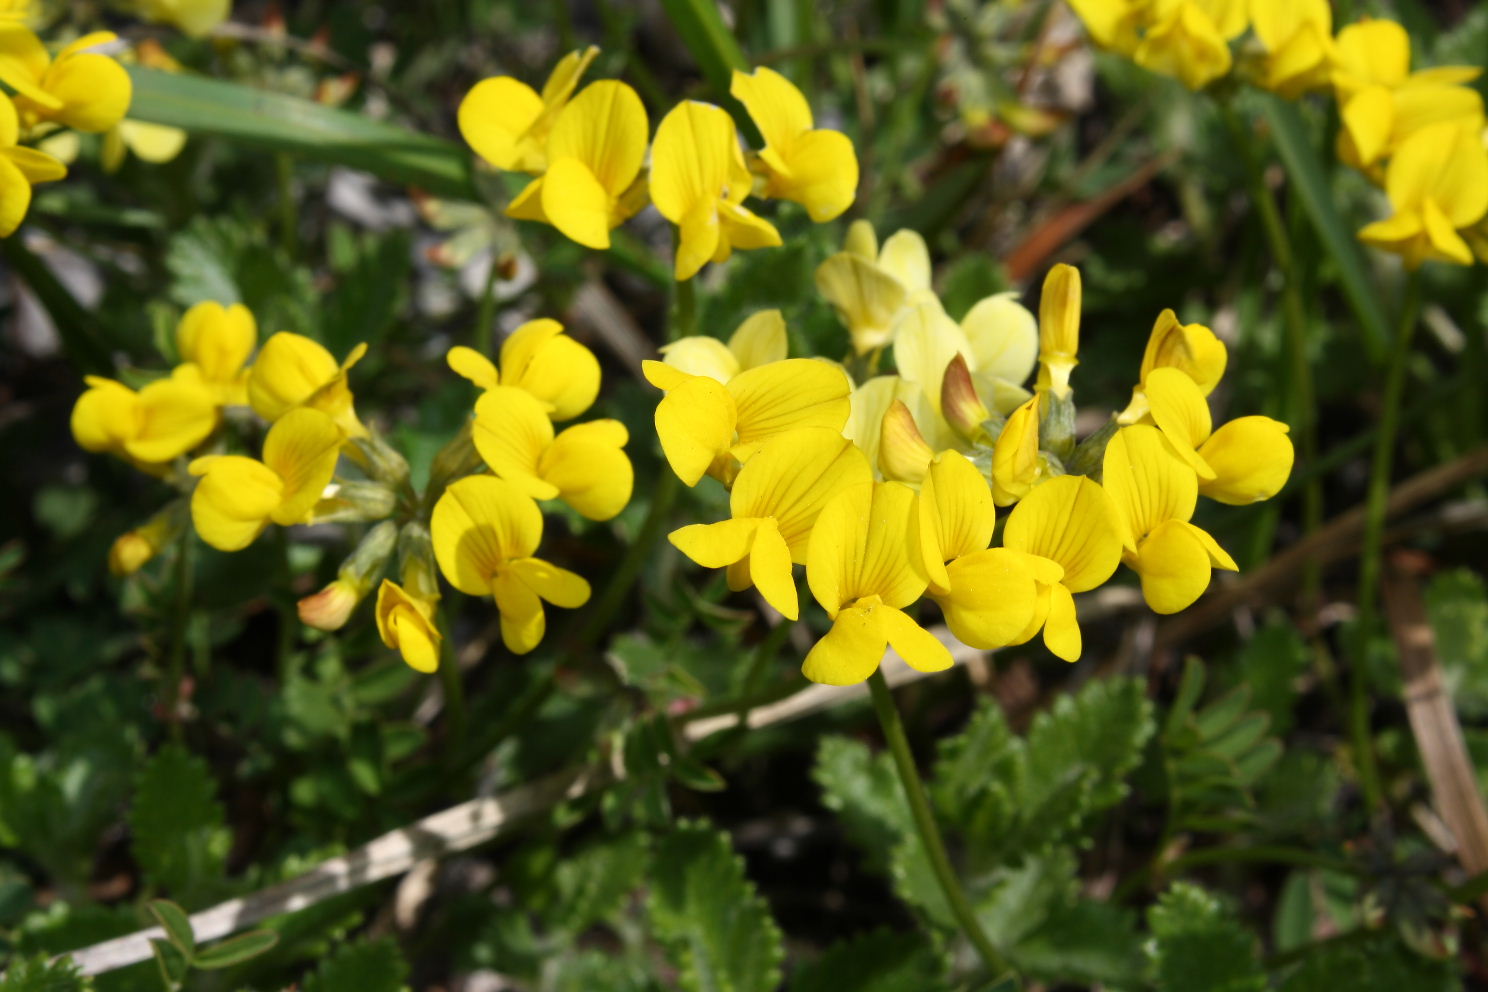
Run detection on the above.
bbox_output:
[474,253,501,357]
[574,471,679,650]
[866,671,1013,982]
[672,271,697,343]
[1351,271,1421,812]
[164,531,194,740]
[737,618,795,711]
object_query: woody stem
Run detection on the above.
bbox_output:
[866,670,1014,983]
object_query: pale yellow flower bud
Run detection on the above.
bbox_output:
[1037,264,1081,400]
[878,401,935,484]
[940,354,992,443]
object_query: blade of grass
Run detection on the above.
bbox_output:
[658,0,749,93]
[125,66,476,200]
[1260,97,1390,364]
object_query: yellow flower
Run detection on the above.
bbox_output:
[108,504,181,576]
[893,293,1036,423]
[247,332,368,437]
[876,399,936,485]
[458,46,599,174]
[101,41,188,173]
[1249,0,1333,98]
[814,223,929,354]
[730,66,858,222]
[1145,367,1294,504]
[643,357,851,486]
[471,385,633,521]
[448,318,600,421]
[135,0,231,37]
[913,450,1039,650]
[1102,423,1237,614]
[376,579,443,674]
[1133,2,1234,91]
[0,1,30,26]
[658,309,787,384]
[1067,0,1147,54]
[71,374,217,467]
[0,29,132,133]
[991,394,1042,506]
[0,90,65,236]
[669,428,870,620]
[1357,121,1488,269]
[505,80,649,249]
[650,100,782,281]
[1036,263,1080,399]
[171,300,256,406]
[1001,474,1124,661]
[1118,308,1228,422]
[187,408,344,552]
[803,481,952,686]
[842,374,939,476]
[430,475,591,655]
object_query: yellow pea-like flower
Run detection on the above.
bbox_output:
[187,408,344,552]
[814,224,930,354]
[650,100,782,281]
[803,481,952,686]
[1138,309,1227,396]
[913,450,1039,650]
[171,301,256,406]
[430,475,591,655]
[876,399,937,485]
[658,309,787,384]
[991,393,1042,506]
[101,41,189,173]
[1001,474,1124,661]
[458,46,599,175]
[1036,263,1081,399]
[375,579,443,674]
[247,332,368,437]
[71,374,218,467]
[730,66,858,222]
[449,318,601,422]
[0,1,30,26]
[1132,2,1233,91]
[505,80,649,249]
[1102,424,1237,615]
[1357,121,1488,269]
[0,91,66,236]
[0,29,132,133]
[471,385,633,521]
[135,0,230,38]
[843,374,942,477]
[959,291,1038,411]
[1066,0,1147,54]
[1248,0,1333,98]
[643,357,851,487]
[669,428,870,620]
[1145,367,1294,504]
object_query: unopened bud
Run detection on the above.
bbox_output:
[1067,417,1118,477]
[843,218,878,259]
[941,354,992,443]
[1138,308,1228,395]
[878,401,935,484]
[396,521,441,604]
[312,480,398,524]
[296,521,399,630]
[108,503,183,577]
[298,579,360,631]
[426,418,483,495]
[992,395,1041,506]
[351,428,411,488]
[1039,389,1077,460]
[1037,263,1081,399]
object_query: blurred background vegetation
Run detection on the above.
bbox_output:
[3,0,1488,989]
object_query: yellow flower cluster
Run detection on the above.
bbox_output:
[0,15,133,235]
[458,47,858,280]
[649,241,1293,685]
[72,303,628,670]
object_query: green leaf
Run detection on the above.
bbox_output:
[647,820,785,992]
[813,735,912,872]
[0,953,93,992]
[191,929,280,970]
[127,67,475,200]
[938,254,1010,322]
[302,937,409,992]
[147,899,196,957]
[1234,618,1309,736]
[1147,883,1265,992]
[788,928,948,992]
[549,833,651,934]
[1260,97,1389,364]
[151,937,189,988]
[1011,898,1145,988]
[1022,677,1153,820]
[657,0,749,94]
[1278,934,1458,991]
[129,745,231,900]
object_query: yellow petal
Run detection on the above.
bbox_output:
[674,202,722,282]
[546,80,648,196]
[1331,18,1410,98]
[801,604,886,686]
[1132,518,1216,614]
[991,394,1040,506]
[1340,86,1395,169]
[809,481,925,613]
[540,419,633,520]
[654,371,737,486]
[447,345,501,391]
[492,569,546,654]
[728,309,788,371]
[3,143,66,183]
[814,252,908,354]
[780,128,858,222]
[1101,424,1198,548]
[119,119,186,162]
[1197,415,1294,504]
[937,547,1039,649]
[659,336,740,383]
[1144,366,1216,479]
[0,27,51,108]
[500,318,600,421]
[0,153,32,236]
[40,51,132,133]
[728,358,852,448]
[892,296,973,408]
[507,555,591,608]
[540,157,614,248]
[730,66,812,158]
[472,385,559,499]
[1138,309,1228,396]
[650,99,734,224]
[731,427,873,558]
[190,455,282,552]
[670,517,759,568]
[961,292,1038,387]
[877,400,935,485]
[431,475,544,596]
[1002,474,1122,593]
[748,519,799,620]
[843,375,901,473]
[177,301,256,387]
[877,229,931,294]
[458,76,545,172]
[916,450,995,585]
[881,605,952,672]
[71,376,139,452]
[1421,197,1474,266]
[1042,582,1082,662]
[1133,3,1233,91]
[247,332,341,422]
[376,580,442,673]
[540,46,601,108]
[125,378,218,464]
[1038,263,1080,389]
[262,407,343,525]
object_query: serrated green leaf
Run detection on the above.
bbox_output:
[1194,687,1252,742]
[1234,618,1309,735]
[1011,898,1145,987]
[549,833,650,935]
[813,735,912,872]
[191,929,279,970]
[647,820,784,992]
[930,699,1021,835]
[129,745,230,901]
[1278,934,1458,992]
[0,953,94,992]
[147,900,195,956]
[302,937,409,992]
[788,928,948,992]
[1147,883,1265,992]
